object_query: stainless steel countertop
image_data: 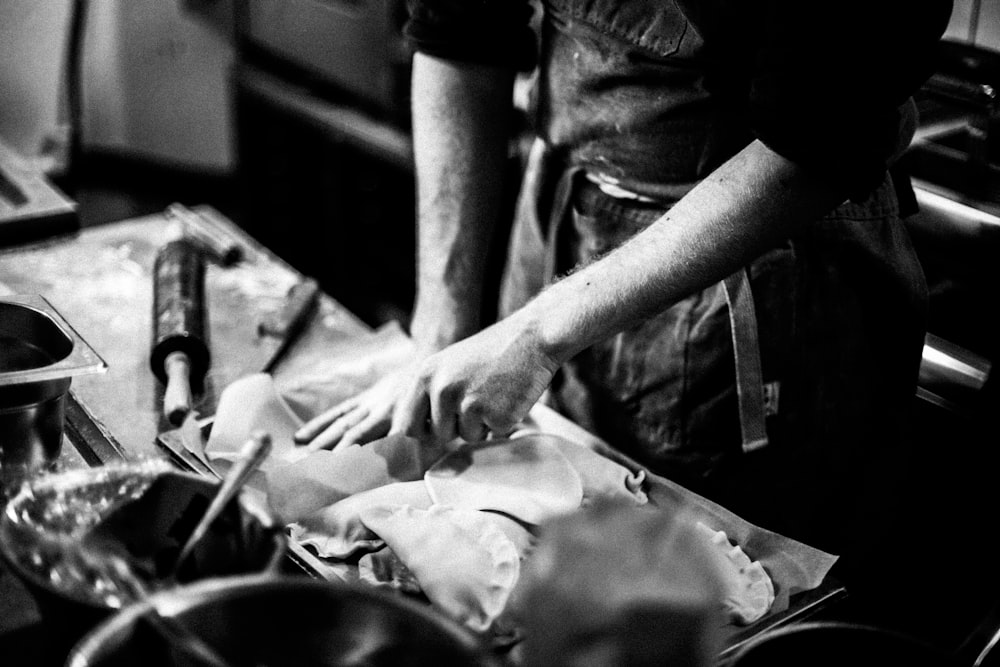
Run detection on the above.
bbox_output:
[0,206,368,462]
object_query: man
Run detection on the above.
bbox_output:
[297,1,952,558]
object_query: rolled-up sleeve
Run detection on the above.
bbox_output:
[749,0,953,197]
[404,0,537,71]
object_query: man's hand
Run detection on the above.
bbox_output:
[392,315,560,443]
[293,365,418,452]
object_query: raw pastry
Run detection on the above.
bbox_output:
[424,438,583,525]
[291,481,432,559]
[524,434,648,506]
[359,504,521,633]
[265,433,426,523]
[694,521,775,625]
[206,372,305,469]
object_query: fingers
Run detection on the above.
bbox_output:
[301,407,371,452]
[333,413,391,452]
[392,381,432,441]
[294,399,358,444]
[431,386,458,444]
[457,407,489,443]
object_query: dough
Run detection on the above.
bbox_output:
[424,438,583,525]
[291,481,432,559]
[206,372,305,469]
[265,433,426,523]
[694,521,776,625]
[359,504,521,633]
[524,434,648,506]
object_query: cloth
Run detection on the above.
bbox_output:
[404,0,951,197]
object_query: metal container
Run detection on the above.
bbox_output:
[0,295,106,470]
[726,621,953,667]
[0,465,287,656]
[67,575,499,667]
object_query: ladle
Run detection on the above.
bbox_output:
[171,431,272,578]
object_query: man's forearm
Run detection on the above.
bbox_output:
[514,140,851,364]
[409,53,516,353]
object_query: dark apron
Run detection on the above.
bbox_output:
[499,0,928,552]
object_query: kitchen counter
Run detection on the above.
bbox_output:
[0,206,370,665]
[0,207,931,666]
[0,206,369,463]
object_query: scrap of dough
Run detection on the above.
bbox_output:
[206,372,305,469]
[424,439,583,526]
[291,481,432,559]
[359,504,521,633]
[694,521,776,625]
[358,547,423,595]
[265,433,427,523]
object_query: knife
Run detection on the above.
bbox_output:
[177,411,222,480]
[258,277,320,374]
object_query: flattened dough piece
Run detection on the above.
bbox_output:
[694,521,776,625]
[424,439,583,525]
[266,433,427,523]
[206,373,304,469]
[515,434,648,506]
[291,481,432,559]
[359,505,520,633]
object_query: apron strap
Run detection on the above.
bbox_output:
[543,167,584,283]
[723,270,770,454]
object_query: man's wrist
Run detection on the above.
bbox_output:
[409,300,481,354]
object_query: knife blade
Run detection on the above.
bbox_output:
[258,278,320,374]
[178,411,222,479]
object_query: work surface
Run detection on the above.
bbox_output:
[0,206,369,461]
[0,208,372,664]
[0,208,846,665]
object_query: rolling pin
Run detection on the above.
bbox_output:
[151,238,211,426]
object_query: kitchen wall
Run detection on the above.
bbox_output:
[945,0,1000,51]
[0,1,73,161]
[0,0,233,173]
[2,1,997,175]
[81,0,235,173]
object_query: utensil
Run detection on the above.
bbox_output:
[92,553,233,667]
[67,575,500,667]
[171,432,272,578]
[150,238,211,426]
[258,277,320,374]
[0,295,106,471]
[179,411,221,479]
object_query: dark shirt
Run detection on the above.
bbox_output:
[404,0,952,197]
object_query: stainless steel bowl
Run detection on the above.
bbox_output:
[67,575,500,667]
[0,295,106,470]
[726,621,953,667]
[0,464,286,655]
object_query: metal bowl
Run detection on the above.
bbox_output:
[67,575,500,667]
[726,621,954,667]
[0,295,106,470]
[0,463,285,653]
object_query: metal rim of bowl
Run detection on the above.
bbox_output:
[66,574,494,667]
[0,465,286,611]
[0,295,107,388]
[727,620,951,665]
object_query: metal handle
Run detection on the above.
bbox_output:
[171,432,273,577]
